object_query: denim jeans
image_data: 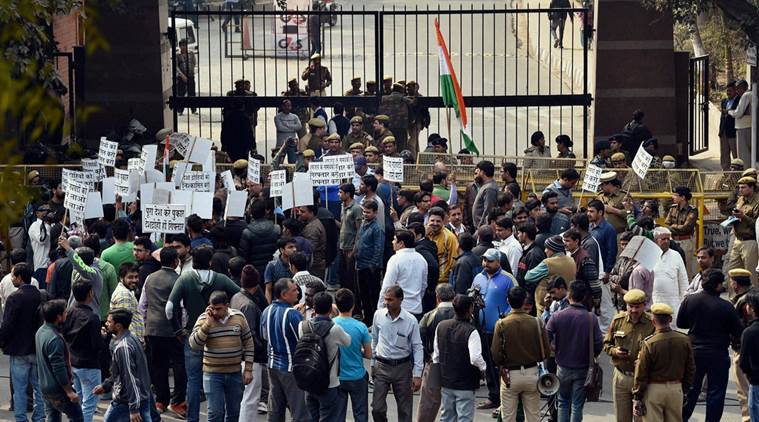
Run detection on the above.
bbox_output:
[44,397,84,422]
[72,367,101,422]
[306,386,342,422]
[557,366,588,422]
[184,339,204,422]
[103,400,152,422]
[749,384,759,422]
[203,371,243,422]
[10,354,44,422]
[440,388,475,422]
[336,375,369,422]
[683,350,731,422]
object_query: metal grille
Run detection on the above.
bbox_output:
[689,55,709,156]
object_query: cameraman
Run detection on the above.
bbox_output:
[471,248,516,414]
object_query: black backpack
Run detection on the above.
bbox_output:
[292,320,335,394]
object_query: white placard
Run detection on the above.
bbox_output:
[221,170,236,191]
[293,172,314,207]
[619,236,662,271]
[128,158,143,174]
[281,182,295,211]
[383,156,404,183]
[171,190,193,214]
[140,183,155,213]
[202,150,216,173]
[180,171,215,192]
[81,158,105,182]
[62,168,94,192]
[191,191,214,219]
[581,164,603,192]
[156,182,175,192]
[142,204,187,234]
[114,168,139,202]
[188,137,213,164]
[225,190,247,219]
[101,177,116,204]
[269,170,286,197]
[308,162,341,187]
[153,188,171,205]
[172,133,194,158]
[63,179,90,223]
[631,145,653,180]
[84,191,104,219]
[247,156,261,184]
[146,168,165,184]
[323,154,354,179]
[140,145,158,173]
[172,162,190,187]
[98,138,118,167]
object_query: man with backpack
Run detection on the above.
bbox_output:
[261,278,310,422]
[295,292,351,421]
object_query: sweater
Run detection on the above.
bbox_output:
[35,323,73,400]
[274,112,302,147]
[166,270,242,333]
[190,308,255,373]
[0,284,41,356]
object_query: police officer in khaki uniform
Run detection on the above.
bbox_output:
[664,186,698,277]
[364,146,381,164]
[632,303,695,422]
[349,142,365,158]
[343,116,373,151]
[382,75,393,95]
[730,268,755,422]
[727,176,759,287]
[381,136,401,158]
[597,172,627,234]
[344,76,363,96]
[298,117,326,153]
[301,53,332,95]
[603,289,655,422]
[372,115,393,147]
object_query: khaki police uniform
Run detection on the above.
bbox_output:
[633,304,695,422]
[603,290,655,422]
[726,182,759,287]
[598,189,627,233]
[664,204,698,277]
[730,269,755,422]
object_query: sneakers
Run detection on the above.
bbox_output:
[477,400,499,410]
[169,402,187,419]
[257,401,268,414]
[155,402,166,414]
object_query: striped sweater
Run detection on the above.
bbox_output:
[189,308,255,373]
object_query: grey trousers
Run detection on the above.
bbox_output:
[737,127,752,166]
[267,368,309,422]
[372,360,413,422]
[416,363,442,422]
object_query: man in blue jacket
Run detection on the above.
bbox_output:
[354,199,385,323]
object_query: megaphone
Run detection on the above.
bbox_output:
[537,364,560,396]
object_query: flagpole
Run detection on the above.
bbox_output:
[446,108,452,141]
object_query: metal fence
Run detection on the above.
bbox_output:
[169,4,591,158]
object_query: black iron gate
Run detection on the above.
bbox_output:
[169,6,592,157]
[689,55,709,156]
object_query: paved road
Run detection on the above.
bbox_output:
[0,350,743,421]
[173,0,588,157]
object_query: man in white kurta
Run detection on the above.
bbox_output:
[652,227,689,321]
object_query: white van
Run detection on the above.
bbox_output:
[168,17,199,55]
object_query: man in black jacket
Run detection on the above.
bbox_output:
[719,81,739,170]
[48,236,82,300]
[472,226,512,274]
[62,280,102,422]
[678,269,744,422]
[133,236,160,297]
[417,284,456,422]
[516,224,546,291]
[240,200,281,276]
[408,222,439,313]
[0,263,44,421]
[739,290,759,421]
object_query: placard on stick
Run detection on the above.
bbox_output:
[247,156,261,184]
[631,145,653,180]
[98,138,118,167]
[383,156,404,183]
[180,171,215,192]
[581,164,603,193]
[142,204,187,234]
[269,170,286,197]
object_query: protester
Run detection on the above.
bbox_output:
[110,262,144,343]
[378,229,427,318]
[355,199,385,321]
[371,285,423,422]
[739,291,759,422]
[334,289,372,422]
[651,227,688,320]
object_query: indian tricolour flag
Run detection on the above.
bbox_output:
[435,18,479,155]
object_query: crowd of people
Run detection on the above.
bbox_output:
[2,122,759,422]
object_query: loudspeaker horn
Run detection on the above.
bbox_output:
[538,373,560,396]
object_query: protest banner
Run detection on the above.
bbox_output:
[619,236,661,271]
[114,169,139,202]
[221,170,236,191]
[269,170,286,197]
[187,137,212,164]
[248,156,261,184]
[172,162,190,187]
[383,156,404,183]
[191,192,214,219]
[140,145,158,173]
[172,133,194,158]
[128,158,143,174]
[180,171,214,192]
[170,190,193,214]
[101,177,116,205]
[323,154,354,179]
[62,168,95,192]
[581,165,603,193]
[142,204,187,234]
[98,138,118,167]
[631,144,654,180]
[308,162,341,187]
[202,150,216,173]
[281,172,314,211]
[81,158,105,182]
[225,190,247,219]
[63,179,90,224]
[84,192,104,220]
